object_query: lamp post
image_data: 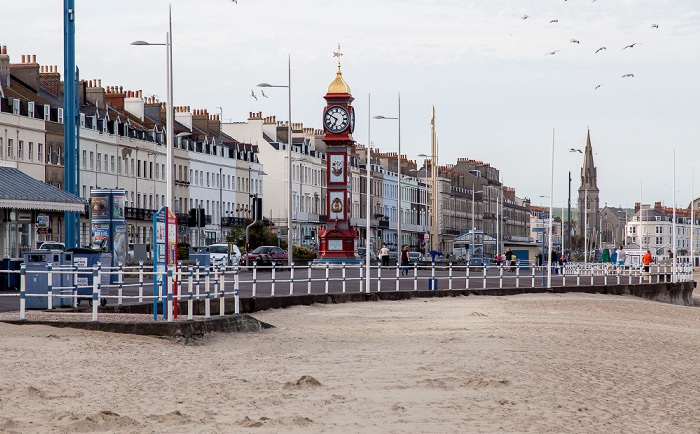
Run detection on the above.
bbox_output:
[257,55,293,267]
[374,93,401,251]
[366,94,372,292]
[131,7,174,212]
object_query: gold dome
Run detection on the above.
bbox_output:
[327,69,351,95]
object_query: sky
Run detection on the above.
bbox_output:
[4,0,700,211]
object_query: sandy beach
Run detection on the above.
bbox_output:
[1,291,700,433]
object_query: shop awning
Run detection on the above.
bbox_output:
[0,167,86,213]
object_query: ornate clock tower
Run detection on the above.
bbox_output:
[316,46,360,263]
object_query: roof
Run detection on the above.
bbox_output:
[0,167,86,212]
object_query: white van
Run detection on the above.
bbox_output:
[209,243,241,266]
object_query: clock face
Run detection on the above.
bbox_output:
[324,105,350,134]
[350,107,355,133]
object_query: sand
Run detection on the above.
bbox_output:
[1,291,700,433]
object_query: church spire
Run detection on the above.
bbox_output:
[581,129,598,190]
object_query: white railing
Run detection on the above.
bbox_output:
[0,260,693,323]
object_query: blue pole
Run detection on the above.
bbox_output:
[63,0,77,248]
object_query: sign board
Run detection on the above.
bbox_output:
[37,215,49,228]
[36,228,48,235]
[423,233,430,241]
[532,227,546,232]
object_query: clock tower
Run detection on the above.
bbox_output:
[316,45,361,263]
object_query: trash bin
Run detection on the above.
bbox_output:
[5,259,23,291]
[23,251,72,308]
[67,248,111,306]
[189,246,211,267]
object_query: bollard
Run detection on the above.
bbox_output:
[449,262,453,290]
[271,262,276,297]
[466,263,470,290]
[343,263,347,293]
[577,266,581,286]
[483,264,487,290]
[92,265,99,322]
[234,267,240,315]
[413,262,418,291]
[590,265,594,286]
[219,268,226,317]
[395,262,400,292]
[195,261,201,300]
[616,268,620,286]
[325,263,330,294]
[377,263,382,292]
[205,268,211,307]
[187,266,194,321]
[562,267,566,287]
[499,264,503,289]
[604,265,608,286]
[290,262,295,296]
[307,264,312,295]
[138,261,144,303]
[214,266,220,298]
[118,262,124,306]
[19,265,26,321]
[47,262,53,310]
[252,262,257,297]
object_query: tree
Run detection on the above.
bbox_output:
[226,220,282,253]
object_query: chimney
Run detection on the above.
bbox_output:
[10,53,40,92]
[192,109,209,133]
[175,105,193,130]
[0,45,9,86]
[39,65,61,97]
[105,85,125,111]
[124,89,145,120]
[86,80,106,109]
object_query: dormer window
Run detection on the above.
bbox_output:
[12,99,19,115]
[58,108,64,124]
[44,104,50,120]
[28,102,35,118]
[80,113,85,127]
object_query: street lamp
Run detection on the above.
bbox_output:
[374,93,401,250]
[131,7,175,212]
[257,55,293,267]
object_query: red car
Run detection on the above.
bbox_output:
[240,246,288,266]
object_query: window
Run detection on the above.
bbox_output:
[57,108,64,123]
[111,156,115,173]
[12,99,19,115]
[56,147,61,165]
[82,185,86,198]
[206,172,210,187]
[150,162,153,179]
[131,159,135,176]
[97,154,101,172]
[117,157,121,174]
[188,169,192,183]
[28,102,35,118]
[28,142,33,161]
[44,104,50,120]
[137,160,141,177]
[161,164,165,180]
[0,137,3,158]
[18,141,23,160]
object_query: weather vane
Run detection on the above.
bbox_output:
[333,43,343,70]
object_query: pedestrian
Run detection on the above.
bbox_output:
[505,248,514,272]
[379,244,390,267]
[642,249,653,281]
[400,245,410,275]
[616,245,626,274]
[496,253,503,267]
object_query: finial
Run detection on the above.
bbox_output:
[333,43,343,71]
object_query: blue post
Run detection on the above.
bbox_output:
[63,0,78,248]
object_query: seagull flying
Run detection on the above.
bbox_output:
[521,15,529,20]
[569,148,583,153]
[251,90,258,100]
[651,24,659,28]
[544,50,561,56]
[595,46,606,53]
[261,90,268,98]
[622,43,640,50]
[594,84,601,90]
[550,19,558,23]
[570,39,580,44]
[622,74,634,78]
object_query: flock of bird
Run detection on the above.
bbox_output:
[523,12,659,90]
[250,89,268,101]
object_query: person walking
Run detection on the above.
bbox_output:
[642,249,653,281]
[400,245,410,275]
[505,248,515,272]
[379,244,390,267]
[616,245,626,274]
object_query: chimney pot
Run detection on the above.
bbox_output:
[32,54,36,63]
[21,55,25,63]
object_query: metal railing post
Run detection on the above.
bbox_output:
[219,267,226,317]
[195,260,201,300]
[307,264,312,294]
[187,265,194,321]
[343,263,347,293]
[432,261,436,291]
[325,262,330,294]
[449,262,454,290]
[138,260,144,303]
[499,264,503,289]
[234,267,240,315]
[413,262,418,291]
[252,262,257,297]
[289,262,295,296]
[19,265,26,321]
[117,262,124,306]
[47,262,53,310]
[483,264,487,290]
[271,262,276,296]
[516,263,520,288]
[92,265,99,322]
[377,263,382,292]
[395,261,400,292]
[466,263,470,290]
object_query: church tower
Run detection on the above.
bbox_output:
[577,130,600,247]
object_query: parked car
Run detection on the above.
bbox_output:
[389,251,398,262]
[408,251,422,262]
[357,247,376,263]
[240,246,287,266]
[209,243,242,266]
[39,242,65,251]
